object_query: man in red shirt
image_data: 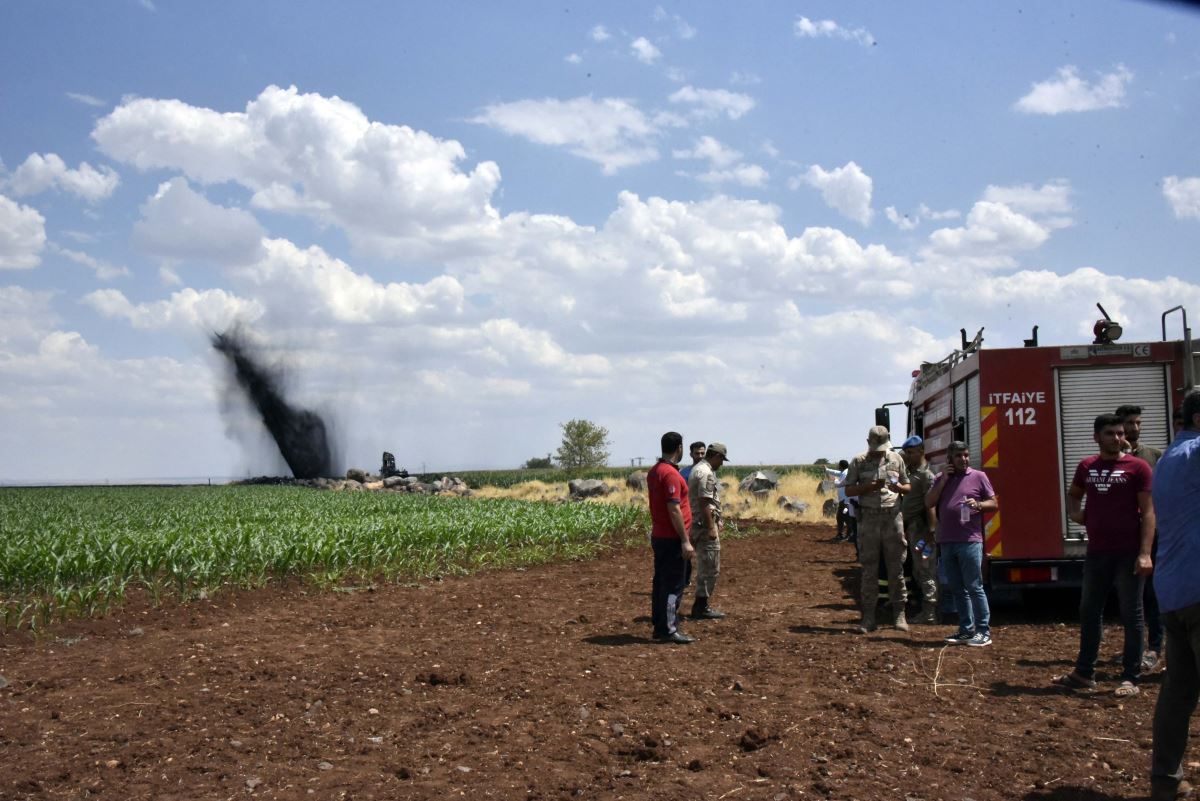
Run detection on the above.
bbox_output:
[1054,413,1156,696]
[648,431,696,644]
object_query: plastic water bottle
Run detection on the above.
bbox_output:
[916,539,932,558]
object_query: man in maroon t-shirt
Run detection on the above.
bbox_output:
[648,431,695,644]
[1054,413,1156,696]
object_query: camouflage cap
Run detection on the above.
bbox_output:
[867,425,892,452]
[707,442,730,460]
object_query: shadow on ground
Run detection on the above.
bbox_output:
[583,633,652,647]
[1023,787,1139,801]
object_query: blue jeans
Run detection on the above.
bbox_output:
[941,541,989,636]
[1075,551,1144,682]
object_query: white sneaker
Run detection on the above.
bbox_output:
[944,631,973,645]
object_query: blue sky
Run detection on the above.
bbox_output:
[2,2,1199,480]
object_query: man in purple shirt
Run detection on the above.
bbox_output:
[926,441,999,647]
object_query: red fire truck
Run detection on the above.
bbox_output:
[893,306,1196,592]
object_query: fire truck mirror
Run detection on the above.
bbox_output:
[874,407,891,431]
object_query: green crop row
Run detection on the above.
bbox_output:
[0,486,647,631]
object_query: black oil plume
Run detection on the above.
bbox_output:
[212,329,333,479]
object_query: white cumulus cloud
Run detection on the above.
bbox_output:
[590,24,610,42]
[794,16,875,47]
[921,201,1051,269]
[473,96,663,174]
[796,161,874,226]
[83,287,264,332]
[673,136,742,168]
[668,85,756,120]
[94,85,503,261]
[234,238,466,326]
[6,153,120,202]
[884,203,960,231]
[983,180,1073,218]
[1014,65,1132,115]
[630,36,662,64]
[1163,176,1200,220]
[0,194,47,270]
[696,164,768,187]
[133,178,266,266]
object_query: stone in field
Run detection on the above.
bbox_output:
[626,471,648,491]
[568,479,612,499]
[776,496,808,514]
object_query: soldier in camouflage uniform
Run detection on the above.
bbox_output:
[688,442,730,620]
[845,425,911,633]
[898,436,939,624]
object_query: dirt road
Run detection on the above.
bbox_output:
[0,522,1170,800]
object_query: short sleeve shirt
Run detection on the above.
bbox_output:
[846,450,909,509]
[934,467,996,544]
[648,459,691,540]
[1072,454,1153,554]
[688,460,721,532]
[1153,431,1200,613]
[901,463,935,524]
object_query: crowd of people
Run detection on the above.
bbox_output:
[643,390,1200,801]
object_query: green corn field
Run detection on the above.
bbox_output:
[0,486,647,631]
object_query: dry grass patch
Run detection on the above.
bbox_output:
[473,470,836,526]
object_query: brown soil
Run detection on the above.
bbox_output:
[0,523,1168,801]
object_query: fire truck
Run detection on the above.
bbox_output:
[888,305,1196,593]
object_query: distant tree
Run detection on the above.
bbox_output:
[523,455,554,469]
[554,419,611,470]
[813,457,831,465]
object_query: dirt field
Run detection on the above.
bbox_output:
[0,521,1183,801]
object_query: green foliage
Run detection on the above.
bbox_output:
[0,486,646,629]
[522,455,554,469]
[554,418,611,470]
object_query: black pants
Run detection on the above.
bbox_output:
[1075,551,1143,682]
[1151,601,1200,800]
[651,538,692,636]
[836,501,849,536]
[1146,538,1163,653]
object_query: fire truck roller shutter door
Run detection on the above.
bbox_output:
[967,375,982,468]
[1056,363,1171,542]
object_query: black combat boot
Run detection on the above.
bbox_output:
[689,596,727,620]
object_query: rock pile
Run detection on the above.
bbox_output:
[776,496,809,514]
[739,470,779,497]
[236,471,473,496]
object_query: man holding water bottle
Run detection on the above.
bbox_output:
[926,441,999,647]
